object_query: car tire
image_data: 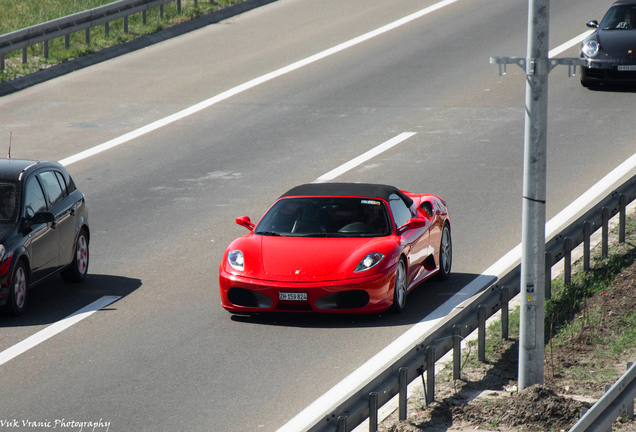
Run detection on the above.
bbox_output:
[61,228,89,283]
[436,223,452,280]
[391,258,407,313]
[5,261,28,316]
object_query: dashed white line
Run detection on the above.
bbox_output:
[315,132,416,182]
[0,296,120,367]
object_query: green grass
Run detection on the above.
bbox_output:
[0,0,245,82]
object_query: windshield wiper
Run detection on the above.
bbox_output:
[255,231,281,236]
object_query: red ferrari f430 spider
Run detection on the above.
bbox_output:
[219,183,451,314]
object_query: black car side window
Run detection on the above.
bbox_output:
[389,193,412,228]
[39,171,64,207]
[24,177,48,218]
[54,171,68,197]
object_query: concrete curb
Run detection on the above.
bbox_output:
[0,0,278,97]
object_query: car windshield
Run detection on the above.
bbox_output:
[601,5,636,29]
[0,181,19,225]
[255,197,392,237]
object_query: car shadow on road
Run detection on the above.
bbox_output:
[228,272,488,329]
[584,82,636,93]
[0,273,142,328]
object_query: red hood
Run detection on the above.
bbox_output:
[261,236,373,277]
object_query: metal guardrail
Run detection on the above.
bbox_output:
[570,362,636,432]
[0,0,183,69]
[308,172,636,432]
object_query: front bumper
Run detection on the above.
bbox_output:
[581,59,636,83]
[218,265,397,314]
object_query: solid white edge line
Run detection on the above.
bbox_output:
[0,295,121,367]
[315,132,417,183]
[58,0,459,167]
[548,30,594,58]
[279,148,636,430]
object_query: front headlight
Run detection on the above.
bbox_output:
[354,253,384,273]
[582,40,600,58]
[227,250,244,271]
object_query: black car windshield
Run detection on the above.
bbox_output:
[255,197,392,237]
[601,5,636,29]
[0,181,19,225]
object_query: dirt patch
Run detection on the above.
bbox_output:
[379,259,636,432]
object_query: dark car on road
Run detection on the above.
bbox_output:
[581,0,636,87]
[0,158,89,315]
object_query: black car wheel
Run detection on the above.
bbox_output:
[391,258,407,313]
[436,224,452,280]
[5,261,28,316]
[61,228,89,283]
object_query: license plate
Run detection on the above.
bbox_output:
[279,292,307,301]
[617,65,636,71]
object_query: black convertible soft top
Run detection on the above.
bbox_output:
[280,183,414,207]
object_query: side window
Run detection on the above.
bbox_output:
[389,193,411,228]
[39,171,64,207]
[24,177,48,218]
[54,171,68,197]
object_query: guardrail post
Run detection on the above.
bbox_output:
[336,415,347,432]
[426,345,435,403]
[44,41,49,59]
[143,10,147,25]
[620,194,627,244]
[399,367,408,421]
[369,392,379,432]
[501,286,509,340]
[602,206,610,257]
[0,54,4,71]
[65,34,70,49]
[124,16,129,33]
[453,325,462,380]
[22,47,27,64]
[85,28,90,46]
[177,0,182,13]
[544,253,552,299]
[604,384,612,432]
[628,362,635,420]
[160,4,164,20]
[564,237,572,286]
[584,221,591,271]
[478,304,486,362]
[105,21,109,38]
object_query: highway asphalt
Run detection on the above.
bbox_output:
[1,0,634,431]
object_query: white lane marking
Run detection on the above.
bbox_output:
[57,0,459,167]
[548,30,594,58]
[0,296,120,367]
[314,132,416,183]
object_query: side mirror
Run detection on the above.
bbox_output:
[397,218,427,235]
[235,216,255,231]
[22,211,55,231]
[586,20,599,28]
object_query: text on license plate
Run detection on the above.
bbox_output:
[279,292,308,301]
[618,65,636,71]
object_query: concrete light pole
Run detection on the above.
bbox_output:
[490,0,583,390]
[518,0,550,391]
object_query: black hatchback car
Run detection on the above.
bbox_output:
[581,0,636,87]
[0,158,89,315]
